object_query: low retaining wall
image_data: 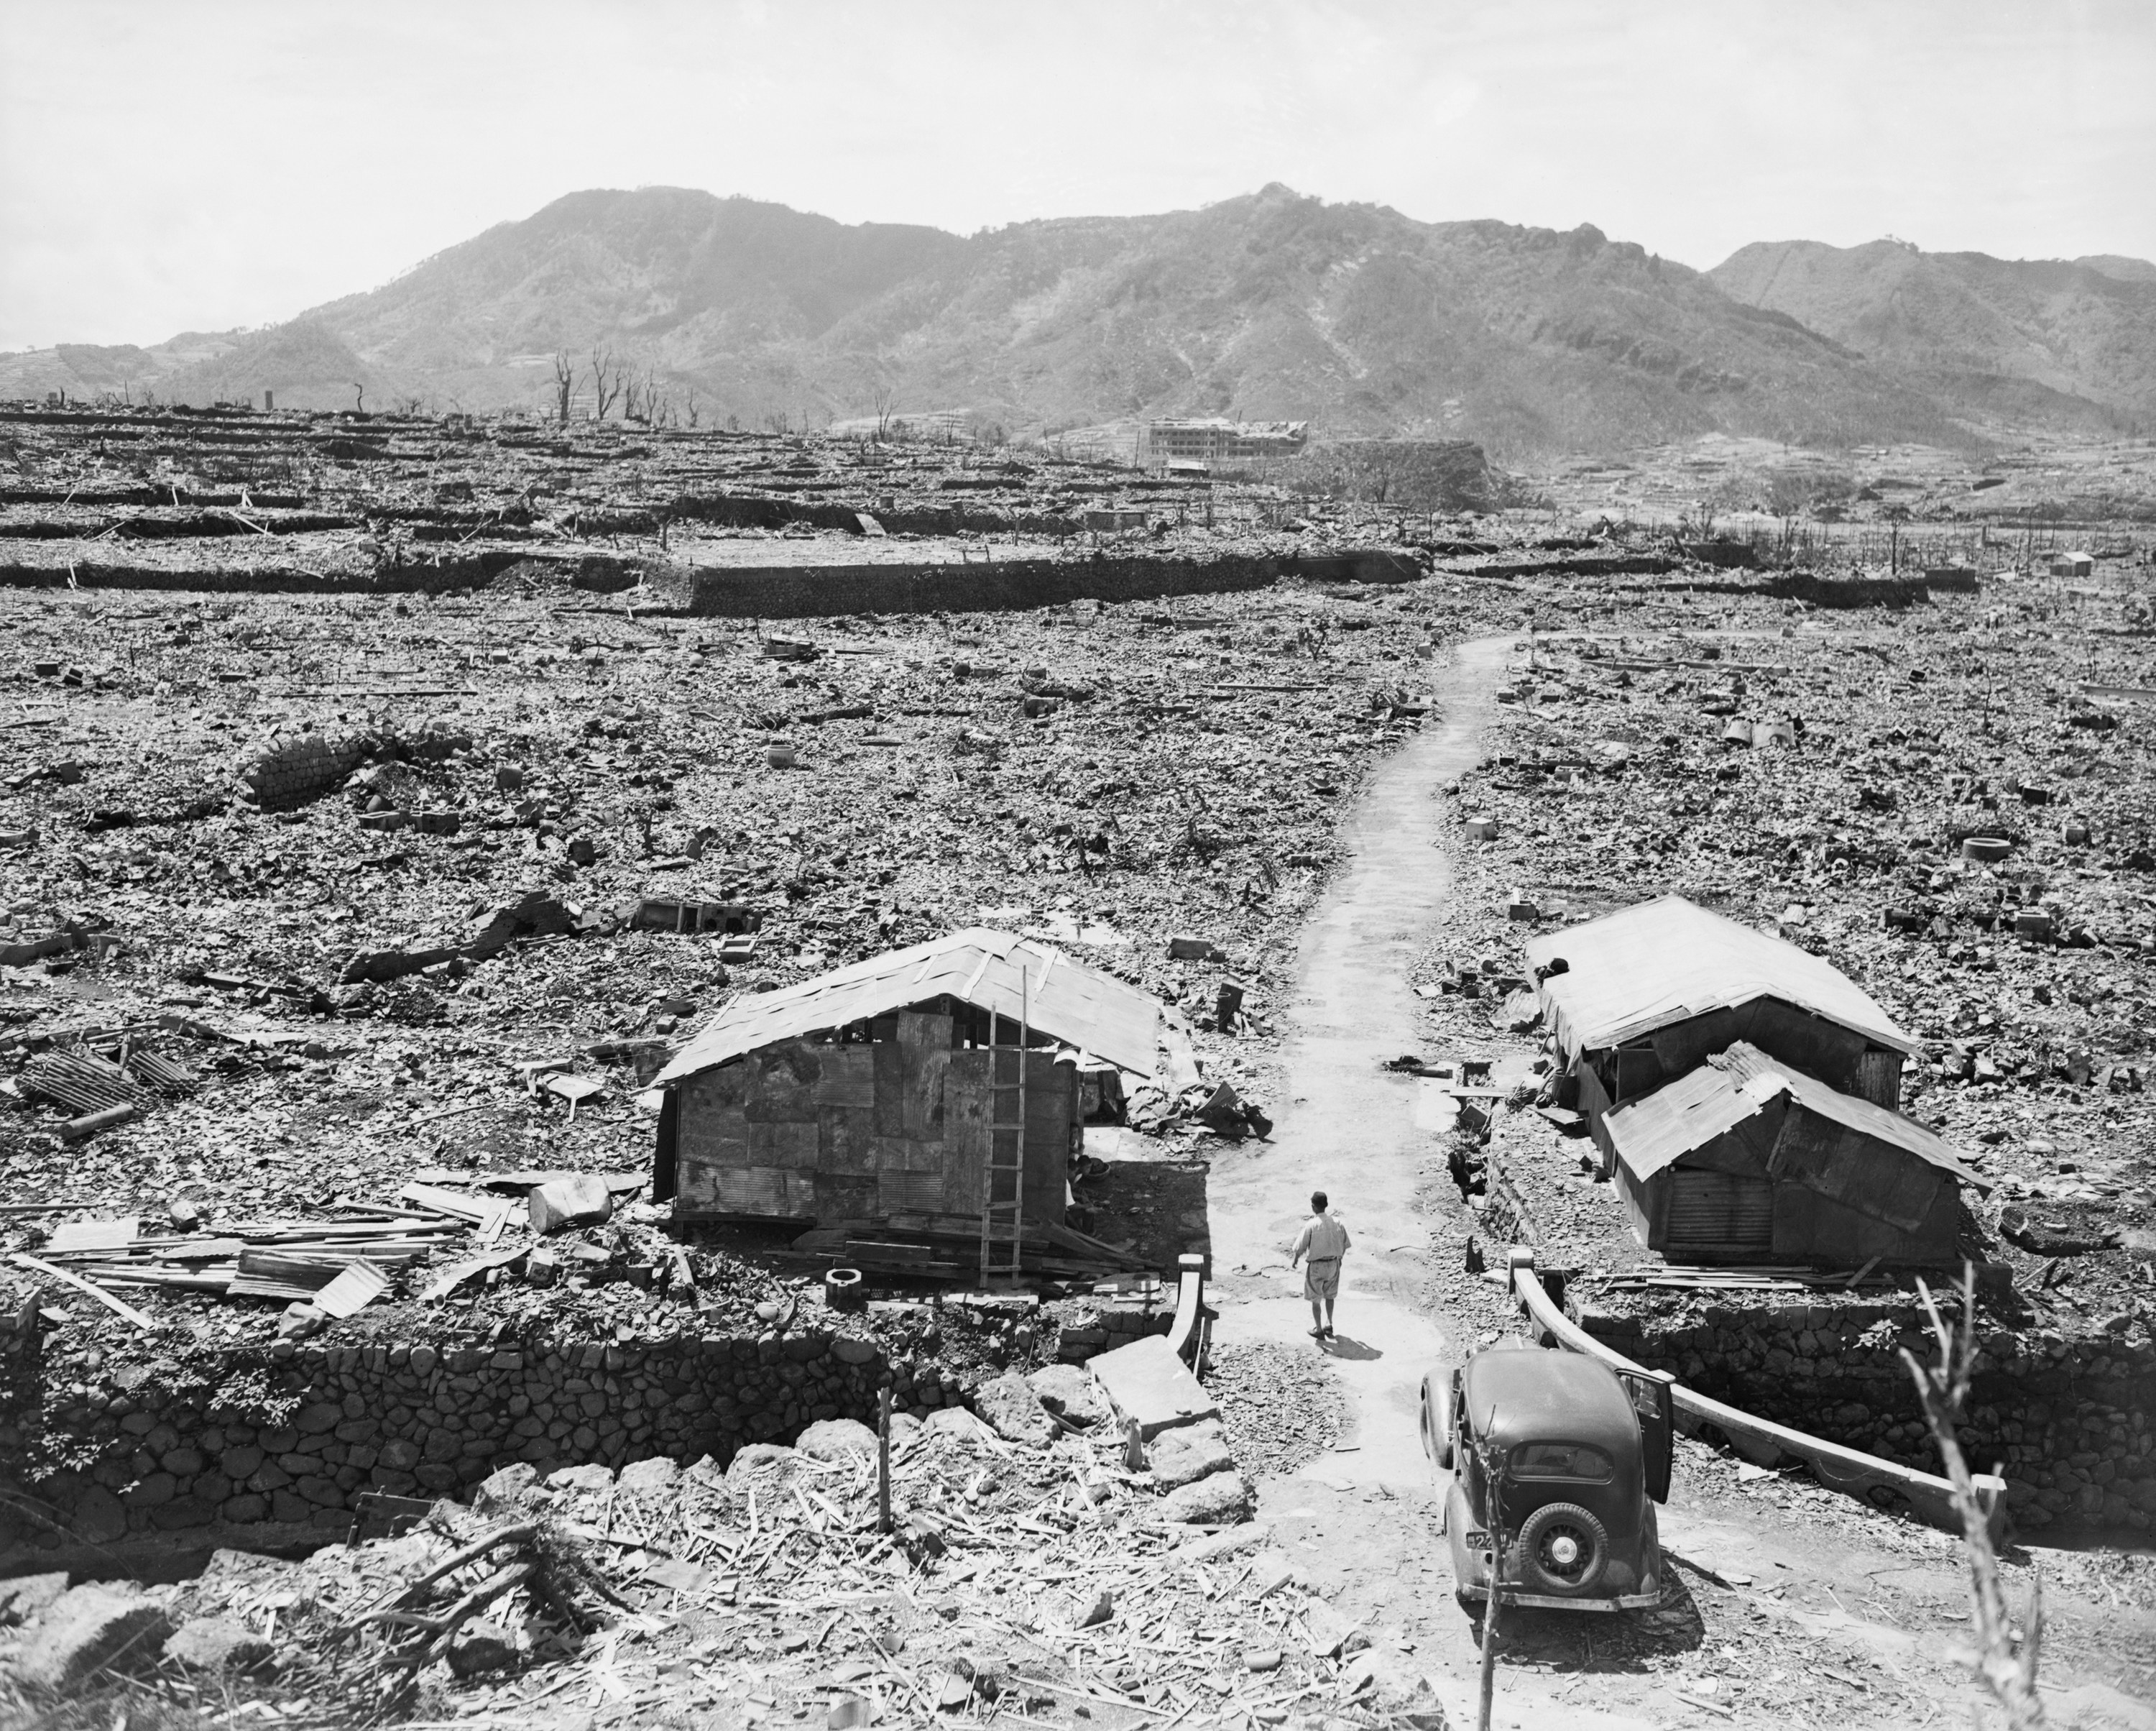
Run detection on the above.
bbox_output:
[654,548,1420,618]
[0,1312,939,1553]
[0,1292,1189,1557]
[1573,1295,2153,1534]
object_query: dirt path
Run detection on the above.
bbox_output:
[1197,632,2156,1730]
[1204,632,1514,1488]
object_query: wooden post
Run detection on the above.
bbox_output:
[1476,1571,1502,1731]
[877,1382,893,1535]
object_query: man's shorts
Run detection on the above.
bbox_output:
[1304,1258,1340,1302]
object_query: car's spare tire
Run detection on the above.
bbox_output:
[1514,1502,1609,1594]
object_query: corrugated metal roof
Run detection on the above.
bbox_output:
[1527,894,1915,1060]
[1604,1040,1980,1186]
[653,927,1166,1088]
[1600,1060,1774,1183]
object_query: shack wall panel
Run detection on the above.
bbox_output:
[812,1047,877,1108]
[747,1119,819,1168]
[674,1095,749,1175]
[708,1166,798,1215]
[943,1052,990,1216]
[745,1042,820,1121]
[1615,1162,1662,1249]
[1735,998,1867,1094]
[1772,1180,1957,1266]
[872,1041,908,1137]
[818,1175,879,1220]
[1769,1107,1941,1231]
[1648,1008,1741,1079]
[1680,1116,1777,1178]
[1662,1167,1775,1262]
[880,1171,945,1214]
[1854,1047,1904,1112]
[898,1011,953,1139]
[819,1105,877,1174]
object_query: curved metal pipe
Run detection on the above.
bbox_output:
[1508,1248,2009,1544]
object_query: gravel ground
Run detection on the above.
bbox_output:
[1208,1337,1343,1477]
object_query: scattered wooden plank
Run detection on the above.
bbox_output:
[47,1218,139,1253]
[9,1251,157,1328]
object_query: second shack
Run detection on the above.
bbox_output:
[1602,1042,1984,1266]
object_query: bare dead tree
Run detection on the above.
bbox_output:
[589,346,621,420]
[1901,1267,2045,1730]
[352,382,366,413]
[872,382,896,443]
[1462,1418,1514,1731]
[684,389,701,429]
[550,352,575,423]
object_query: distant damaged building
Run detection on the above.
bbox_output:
[1601,1043,1984,1267]
[649,929,1166,1228]
[1137,418,1308,469]
[1526,894,1917,1168]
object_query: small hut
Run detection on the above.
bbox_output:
[649,929,1166,1226]
[1526,895,1917,1167]
[1602,1043,1983,1267]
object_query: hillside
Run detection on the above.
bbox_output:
[1710,239,2156,428]
[4,187,2150,456]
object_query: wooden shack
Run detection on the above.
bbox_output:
[1602,1043,1983,1267]
[1526,895,1917,1170]
[650,929,1166,1226]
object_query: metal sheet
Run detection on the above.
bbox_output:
[653,927,1165,1087]
[1529,895,1915,1063]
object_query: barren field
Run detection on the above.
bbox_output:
[4,403,2156,1728]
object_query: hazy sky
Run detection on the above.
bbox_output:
[3,0,2151,352]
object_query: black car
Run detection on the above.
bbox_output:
[1421,1344,1673,1612]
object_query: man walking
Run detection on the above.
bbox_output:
[1289,1190,1350,1340]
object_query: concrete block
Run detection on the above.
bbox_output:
[1087,1334,1219,1440]
[530,1174,612,1234]
[1159,1468,1251,1524]
[10,1585,170,1690]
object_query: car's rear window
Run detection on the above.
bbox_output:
[1509,1442,1614,1481]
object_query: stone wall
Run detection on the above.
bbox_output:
[0,1282,1196,1558]
[1575,1296,2156,1535]
[0,1318,945,1553]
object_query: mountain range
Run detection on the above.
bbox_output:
[6,185,2153,459]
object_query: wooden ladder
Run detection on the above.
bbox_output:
[978,964,1028,1286]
